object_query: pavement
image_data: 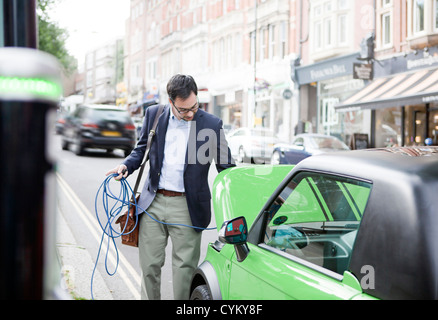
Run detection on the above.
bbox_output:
[56,206,113,300]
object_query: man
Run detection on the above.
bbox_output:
[106,74,235,299]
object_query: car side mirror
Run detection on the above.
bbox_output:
[219,216,249,262]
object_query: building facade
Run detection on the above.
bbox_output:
[124,0,300,142]
[294,0,375,146]
[123,0,438,147]
[336,0,438,147]
[83,38,124,105]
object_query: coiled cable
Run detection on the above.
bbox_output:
[91,173,216,300]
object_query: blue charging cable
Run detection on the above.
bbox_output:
[91,173,216,300]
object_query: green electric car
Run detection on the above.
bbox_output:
[190,147,438,300]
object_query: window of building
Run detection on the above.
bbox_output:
[250,31,256,66]
[235,33,242,66]
[338,0,347,9]
[435,0,438,30]
[146,59,157,82]
[382,12,392,46]
[324,18,332,47]
[315,21,322,50]
[311,0,349,54]
[382,0,391,7]
[268,24,276,59]
[226,35,233,69]
[338,14,347,45]
[260,27,267,61]
[220,38,226,68]
[280,21,287,58]
[414,0,425,33]
[376,0,392,48]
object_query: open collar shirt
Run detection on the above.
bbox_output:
[158,107,191,192]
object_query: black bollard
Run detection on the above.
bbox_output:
[0,47,66,299]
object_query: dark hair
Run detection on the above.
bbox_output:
[167,74,198,102]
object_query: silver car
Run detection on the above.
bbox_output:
[227,127,282,163]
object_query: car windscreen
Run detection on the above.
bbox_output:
[250,129,276,137]
[310,137,349,150]
[88,108,131,123]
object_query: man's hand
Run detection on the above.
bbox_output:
[106,164,128,181]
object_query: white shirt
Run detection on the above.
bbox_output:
[158,108,191,192]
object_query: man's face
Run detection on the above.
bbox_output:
[169,92,198,122]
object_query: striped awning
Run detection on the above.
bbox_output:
[335,67,438,112]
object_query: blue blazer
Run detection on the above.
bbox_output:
[123,104,236,230]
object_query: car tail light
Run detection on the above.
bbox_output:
[124,124,135,130]
[82,123,99,128]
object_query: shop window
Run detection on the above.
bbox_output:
[375,107,402,147]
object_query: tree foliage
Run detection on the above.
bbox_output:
[37,0,77,75]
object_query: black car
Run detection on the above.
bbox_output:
[61,104,136,156]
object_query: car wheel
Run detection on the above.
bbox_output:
[61,138,69,151]
[237,146,248,163]
[74,135,84,156]
[271,150,281,165]
[190,284,212,300]
[124,148,133,157]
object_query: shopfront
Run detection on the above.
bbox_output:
[214,90,243,132]
[335,46,438,147]
[295,53,369,146]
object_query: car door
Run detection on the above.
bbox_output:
[227,170,373,299]
[227,128,246,158]
[287,137,309,164]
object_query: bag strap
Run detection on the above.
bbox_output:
[131,104,165,200]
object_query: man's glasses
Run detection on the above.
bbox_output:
[171,98,199,115]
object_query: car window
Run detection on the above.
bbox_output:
[72,107,84,118]
[251,129,276,137]
[293,137,304,146]
[310,137,349,150]
[232,129,245,137]
[263,172,372,276]
[89,109,131,122]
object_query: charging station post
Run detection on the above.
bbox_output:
[0,47,66,299]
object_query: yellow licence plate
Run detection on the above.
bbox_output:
[101,131,122,137]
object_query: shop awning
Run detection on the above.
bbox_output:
[335,67,438,112]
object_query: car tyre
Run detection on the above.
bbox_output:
[190,284,212,300]
[237,146,249,163]
[74,135,85,156]
[61,139,69,151]
[124,148,133,157]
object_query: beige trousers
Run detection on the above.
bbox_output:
[138,193,202,300]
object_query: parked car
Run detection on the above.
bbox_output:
[271,133,350,165]
[190,146,438,300]
[227,127,282,163]
[61,104,136,156]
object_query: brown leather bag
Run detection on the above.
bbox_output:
[115,195,140,247]
[115,105,164,247]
